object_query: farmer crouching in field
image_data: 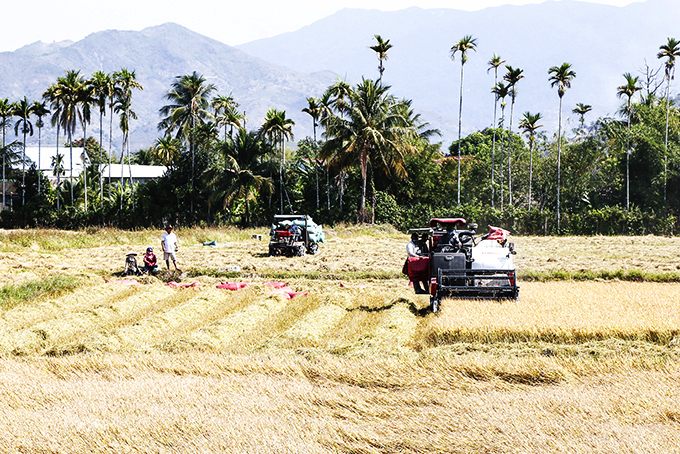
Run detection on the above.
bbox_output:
[123,252,142,276]
[143,247,159,274]
[161,225,182,272]
[405,233,429,294]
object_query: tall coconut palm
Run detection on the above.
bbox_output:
[572,103,592,129]
[487,54,505,208]
[617,72,641,211]
[548,62,576,229]
[0,99,17,209]
[321,78,417,222]
[12,97,36,205]
[657,37,680,203]
[43,84,63,210]
[114,68,143,210]
[47,70,87,207]
[519,112,543,210]
[450,35,478,207]
[212,93,241,141]
[369,35,393,82]
[259,108,295,214]
[91,71,112,210]
[503,65,524,207]
[32,101,50,195]
[302,96,322,209]
[491,82,510,210]
[77,80,95,211]
[158,71,214,212]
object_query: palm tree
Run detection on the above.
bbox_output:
[491,82,510,210]
[47,70,87,206]
[321,78,417,222]
[548,62,576,229]
[51,151,65,209]
[572,103,592,129]
[12,97,36,205]
[152,136,181,170]
[302,96,323,209]
[519,112,543,210]
[107,74,122,200]
[617,72,642,211]
[259,108,295,214]
[0,99,17,209]
[450,35,478,207]
[32,101,50,195]
[487,54,505,208]
[212,93,241,141]
[207,128,273,225]
[503,65,524,207]
[657,37,680,203]
[114,68,143,210]
[369,35,393,82]
[43,84,63,209]
[158,71,214,212]
[77,80,95,211]
[0,141,22,210]
[91,71,112,210]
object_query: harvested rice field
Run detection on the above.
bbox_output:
[0,226,679,453]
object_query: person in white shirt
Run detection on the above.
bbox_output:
[161,225,181,272]
[406,233,420,258]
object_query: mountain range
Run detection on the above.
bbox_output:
[1,0,678,153]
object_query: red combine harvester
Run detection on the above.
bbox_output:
[406,218,519,312]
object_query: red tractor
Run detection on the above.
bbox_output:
[406,218,519,312]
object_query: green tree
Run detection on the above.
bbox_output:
[487,54,505,208]
[259,108,295,214]
[321,78,418,222]
[572,103,592,129]
[113,68,143,211]
[0,99,17,209]
[212,93,242,141]
[519,112,543,210]
[450,35,478,207]
[302,96,323,209]
[0,141,22,210]
[158,71,214,212]
[369,35,393,82]
[12,97,36,205]
[32,101,50,196]
[617,72,642,211]
[503,65,524,206]
[548,62,576,229]
[657,37,680,202]
[491,81,510,209]
[91,71,112,209]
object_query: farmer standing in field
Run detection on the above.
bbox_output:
[161,225,181,272]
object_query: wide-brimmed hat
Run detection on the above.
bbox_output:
[126,252,137,256]
[280,220,292,226]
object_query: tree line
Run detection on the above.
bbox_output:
[1,34,679,234]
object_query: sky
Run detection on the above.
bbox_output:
[0,0,641,53]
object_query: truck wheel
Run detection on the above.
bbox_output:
[268,245,275,256]
[307,242,318,255]
[296,245,306,257]
[430,297,440,313]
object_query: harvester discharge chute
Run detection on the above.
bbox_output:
[407,219,519,312]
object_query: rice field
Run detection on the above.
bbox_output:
[0,226,679,453]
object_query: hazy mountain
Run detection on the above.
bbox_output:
[0,23,335,153]
[238,0,680,145]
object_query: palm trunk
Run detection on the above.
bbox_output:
[69,130,74,206]
[22,129,26,206]
[528,140,534,210]
[557,95,563,229]
[626,102,631,211]
[664,77,671,203]
[109,103,113,203]
[38,125,42,195]
[456,62,465,207]
[491,88,498,208]
[83,124,88,212]
[507,97,515,207]
[56,128,60,211]
[100,109,104,211]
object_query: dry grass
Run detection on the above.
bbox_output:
[0,227,680,452]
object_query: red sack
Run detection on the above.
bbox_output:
[407,256,430,280]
